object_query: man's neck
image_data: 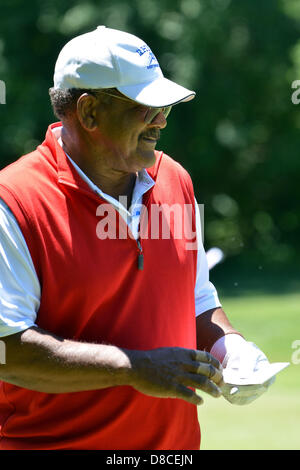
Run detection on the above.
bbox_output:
[60,127,137,209]
[83,167,137,209]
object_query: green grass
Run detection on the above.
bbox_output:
[197,292,300,450]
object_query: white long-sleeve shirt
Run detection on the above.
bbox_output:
[0,140,221,337]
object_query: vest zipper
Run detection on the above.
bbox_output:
[135,189,153,272]
[134,187,154,272]
[137,238,144,271]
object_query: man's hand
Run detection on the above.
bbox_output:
[220,341,275,405]
[127,347,224,406]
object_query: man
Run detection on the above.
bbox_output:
[0,26,273,450]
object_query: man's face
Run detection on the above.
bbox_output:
[92,91,168,174]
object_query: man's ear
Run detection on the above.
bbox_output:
[76,93,99,131]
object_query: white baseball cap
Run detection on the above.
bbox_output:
[53,26,195,108]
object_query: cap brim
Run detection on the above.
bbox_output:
[117,77,195,108]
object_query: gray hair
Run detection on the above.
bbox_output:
[48,87,113,120]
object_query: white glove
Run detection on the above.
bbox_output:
[211,335,275,405]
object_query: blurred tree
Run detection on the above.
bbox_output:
[0,0,299,267]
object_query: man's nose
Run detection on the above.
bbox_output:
[148,111,168,129]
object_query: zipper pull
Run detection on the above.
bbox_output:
[137,239,144,271]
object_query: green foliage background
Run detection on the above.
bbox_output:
[0,0,300,270]
[0,0,299,450]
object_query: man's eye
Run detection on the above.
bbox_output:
[136,105,148,112]
[134,106,148,119]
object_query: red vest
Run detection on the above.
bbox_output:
[0,123,199,450]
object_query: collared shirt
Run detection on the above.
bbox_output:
[0,131,221,337]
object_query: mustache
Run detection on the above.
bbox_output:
[140,129,161,140]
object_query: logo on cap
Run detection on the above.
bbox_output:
[136,45,159,69]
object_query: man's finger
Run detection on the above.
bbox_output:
[183,360,223,384]
[175,383,204,406]
[186,372,222,397]
[196,362,223,385]
[191,349,222,370]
